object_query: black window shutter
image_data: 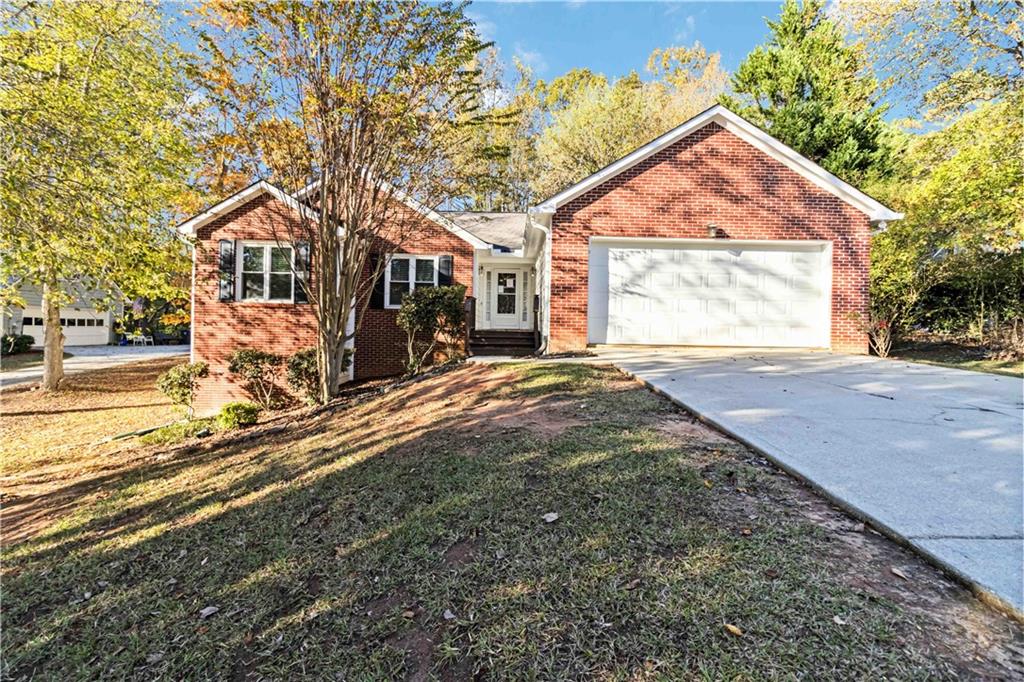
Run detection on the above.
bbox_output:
[369,254,385,309]
[294,241,310,304]
[438,255,454,286]
[218,239,235,302]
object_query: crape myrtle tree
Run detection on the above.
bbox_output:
[0,1,195,390]
[193,0,487,403]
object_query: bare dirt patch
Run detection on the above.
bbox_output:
[657,416,734,444]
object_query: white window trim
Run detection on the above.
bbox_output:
[236,241,296,303]
[384,254,440,309]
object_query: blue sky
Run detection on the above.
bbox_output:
[466,0,913,119]
[467,1,776,82]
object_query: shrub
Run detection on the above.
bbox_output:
[140,418,217,446]
[156,361,209,418]
[227,349,284,408]
[286,347,353,405]
[1,334,34,356]
[396,285,466,374]
[217,401,262,429]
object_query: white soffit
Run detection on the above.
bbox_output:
[531,105,902,223]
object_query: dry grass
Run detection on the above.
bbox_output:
[1,357,184,542]
[2,362,1021,679]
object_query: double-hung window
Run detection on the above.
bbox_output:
[239,243,295,302]
[385,255,438,308]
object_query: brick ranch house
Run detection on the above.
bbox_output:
[178,105,901,414]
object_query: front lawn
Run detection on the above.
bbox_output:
[0,357,184,542]
[2,363,1019,679]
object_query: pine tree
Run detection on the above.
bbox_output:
[721,0,892,183]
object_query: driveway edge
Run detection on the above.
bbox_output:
[613,363,1024,623]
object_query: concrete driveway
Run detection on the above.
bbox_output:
[603,348,1023,613]
[1,345,189,389]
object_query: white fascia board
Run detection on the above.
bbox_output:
[176,181,318,236]
[289,177,489,250]
[531,104,903,223]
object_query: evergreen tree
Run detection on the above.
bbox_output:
[721,0,892,183]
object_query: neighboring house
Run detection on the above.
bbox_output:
[178,105,901,414]
[2,283,121,346]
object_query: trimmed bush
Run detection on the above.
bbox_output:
[396,285,466,374]
[286,347,353,405]
[285,348,320,405]
[1,334,34,356]
[156,361,209,418]
[227,349,284,408]
[217,401,262,429]
[140,418,217,446]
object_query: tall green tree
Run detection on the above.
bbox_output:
[721,0,892,183]
[450,49,540,211]
[194,0,485,402]
[532,43,728,200]
[0,1,195,389]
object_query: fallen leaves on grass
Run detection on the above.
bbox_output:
[891,567,910,581]
[724,623,744,637]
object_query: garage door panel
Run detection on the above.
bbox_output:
[590,240,830,348]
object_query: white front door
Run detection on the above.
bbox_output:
[491,270,521,329]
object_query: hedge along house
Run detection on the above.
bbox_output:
[179,105,900,414]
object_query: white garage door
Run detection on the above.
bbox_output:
[21,307,111,346]
[588,239,831,348]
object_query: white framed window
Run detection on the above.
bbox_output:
[384,255,438,308]
[237,242,295,302]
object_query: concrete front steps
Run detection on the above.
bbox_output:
[469,330,537,357]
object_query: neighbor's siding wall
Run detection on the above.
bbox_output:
[191,193,475,414]
[548,122,871,354]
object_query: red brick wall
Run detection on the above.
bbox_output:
[192,194,318,415]
[548,122,870,354]
[355,215,475,379]
[191,192,475,414]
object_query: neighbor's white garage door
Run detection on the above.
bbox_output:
[21,307,110,346]
[588,239,831,348]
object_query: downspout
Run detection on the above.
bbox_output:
[527,212,552,354]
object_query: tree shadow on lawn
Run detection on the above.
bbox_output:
[3,364,1021,680]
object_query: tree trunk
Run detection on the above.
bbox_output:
[41,279,65,391]
[317,329,344,404]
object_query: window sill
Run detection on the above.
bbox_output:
[234,299,299,305]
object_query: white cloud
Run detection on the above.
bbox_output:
[513,42,548,74]
[467,11,497,42]
[673,14,696,43]
[663,3,683,17]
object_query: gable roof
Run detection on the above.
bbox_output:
[531,104,903,223]
[176,180,317,236]
[294,178,490,249]
[441,212,528,250]
[178,178,490,249]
